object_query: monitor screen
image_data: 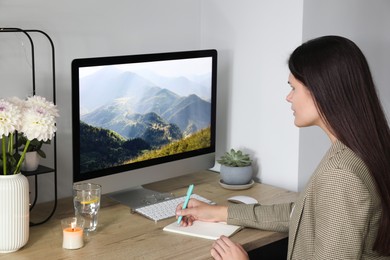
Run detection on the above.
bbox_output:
[71,49,217,206]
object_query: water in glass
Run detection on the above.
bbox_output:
[73,183,101,232]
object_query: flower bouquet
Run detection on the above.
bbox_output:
[0,96,59,175]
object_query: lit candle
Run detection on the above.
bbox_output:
[62,219,84,249]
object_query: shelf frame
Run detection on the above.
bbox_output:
[0,27,58,225]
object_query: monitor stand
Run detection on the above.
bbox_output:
[107,186,175,209]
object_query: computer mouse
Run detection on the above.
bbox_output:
[227,195,259,204]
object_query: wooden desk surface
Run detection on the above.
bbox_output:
[0,170,297,260]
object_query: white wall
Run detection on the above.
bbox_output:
[0,1,303,202]
[5,1,388,202]
[201,1,303,191]
[298,0,390,190]
[0,0,204,201]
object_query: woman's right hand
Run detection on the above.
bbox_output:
[176,199,228,226]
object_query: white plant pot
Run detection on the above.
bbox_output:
[0,173,30,253]
[220,165,253,185]
[21,151,40,172]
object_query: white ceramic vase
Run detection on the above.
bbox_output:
[21,151,40,172]
[0,173,30,253]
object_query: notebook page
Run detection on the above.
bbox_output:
[163,221,242,240]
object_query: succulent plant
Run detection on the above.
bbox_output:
[217,149,252,167]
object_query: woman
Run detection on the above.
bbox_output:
[176,36,390,259]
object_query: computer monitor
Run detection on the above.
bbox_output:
[71,49,217,208]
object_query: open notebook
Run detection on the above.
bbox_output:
[163,221,242,240]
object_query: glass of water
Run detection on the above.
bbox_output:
[73,183,101,232]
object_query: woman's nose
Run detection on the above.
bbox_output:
[286,91,292,103]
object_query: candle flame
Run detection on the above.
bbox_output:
[71,220,76,230]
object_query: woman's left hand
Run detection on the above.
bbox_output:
[210,235,249,260]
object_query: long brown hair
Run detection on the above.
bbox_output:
[289,35,390,255]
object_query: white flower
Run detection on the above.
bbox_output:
[20,99,58,142]
[0,98,22,136]
[7,96,25,108]
[1,95,59,175]
[25,95,59,118]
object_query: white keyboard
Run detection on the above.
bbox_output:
[134,194,213,222]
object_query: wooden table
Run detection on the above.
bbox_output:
[0,170,298,260]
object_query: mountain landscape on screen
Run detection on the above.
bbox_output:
[79,67,212,173]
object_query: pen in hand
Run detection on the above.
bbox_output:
[177,184,194,224]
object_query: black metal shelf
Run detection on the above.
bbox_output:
[22,165,55,177]
[0,27,57,226]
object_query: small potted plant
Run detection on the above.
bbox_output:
[17,135,50,171]
[217,148,253,185]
